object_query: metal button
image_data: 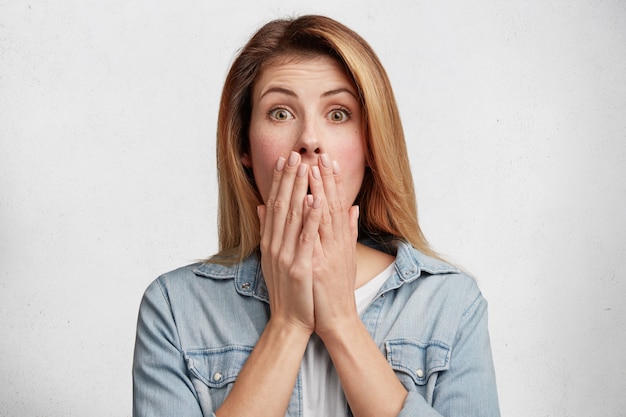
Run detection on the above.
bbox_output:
[213,372,222,382]
[416,369,425,378]
[241,282,251,290]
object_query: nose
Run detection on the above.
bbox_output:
[298,145,320,155]
[296,119,322,157]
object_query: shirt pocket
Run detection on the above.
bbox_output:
[385,339,450,388]
[183,345,253,412]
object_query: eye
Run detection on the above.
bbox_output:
[327,107,351,123]
[268,108,294,121]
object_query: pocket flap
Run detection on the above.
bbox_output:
[385,339,450,384]
[184,345,253,388]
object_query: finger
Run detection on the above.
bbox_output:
[257,205,266,238]
[294,194,323,265]
[269,151,301,253]
[260,156,286,252]
[349,205,359,242]
[331,160,354,242]
[308,164,333,240]
[281,162,310,247]
[318,154,348,239]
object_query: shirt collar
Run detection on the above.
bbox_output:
[358,238,458,293]
[193,252,269,302]
[192,238,458,302]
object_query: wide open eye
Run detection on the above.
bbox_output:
[268,108,294,121]
[327,108,350,123]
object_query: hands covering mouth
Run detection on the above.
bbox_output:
[256,151,360,337]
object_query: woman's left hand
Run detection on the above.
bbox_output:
[307,153,361,340]
[306,154,410,417]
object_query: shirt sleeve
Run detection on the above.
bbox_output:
[398,294,501,417]
[132,278,204,417]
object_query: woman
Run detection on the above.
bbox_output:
[133,15,500,417]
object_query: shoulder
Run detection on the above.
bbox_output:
[157,261,238,286]
[140,260,242,309]
[416,249,481,298]
[137,255,268,349]
[384,242,491,347]
[395,240,480,288]
[393,240,487,319]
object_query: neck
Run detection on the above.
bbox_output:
[355,243,395,289]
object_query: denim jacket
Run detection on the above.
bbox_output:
[133,239,500,417]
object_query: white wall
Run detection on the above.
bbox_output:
[1,1,625,416]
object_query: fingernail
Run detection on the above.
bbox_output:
[297,163,308,177]
[313,196,322,209]
[306,194,314,207]
[311,165,321,180]
[320,153,330,168]
[276,157,286,172]
[288,151,299,167]
[332,160,340,175]
[355,205,360,218]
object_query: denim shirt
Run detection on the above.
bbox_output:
[133,239,500,417]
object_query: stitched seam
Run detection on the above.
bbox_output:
[460,292,484,327]
[156,278,185,355]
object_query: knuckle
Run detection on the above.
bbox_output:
[277,252,291,270]
[273,198,286,211]
[286,208,300,224]
[330,200,343,212]
[270,242,282,257]
[299,230,315,243]
[311,263,325,277]
[288,263,309,281]
[271,170,283,182]
[266,197,276,211]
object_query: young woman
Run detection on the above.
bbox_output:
[133,15,500,417]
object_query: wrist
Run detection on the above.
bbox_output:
[266,316,314,343]
[315,313,363,345]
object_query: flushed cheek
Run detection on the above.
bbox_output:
[344,163,367,203]
[248,138,287,203]
[326,153,365,203]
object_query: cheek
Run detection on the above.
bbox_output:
[328,134,367,199]
[333,131,366,170]
[248,131,286,203]
[249,151,274,204]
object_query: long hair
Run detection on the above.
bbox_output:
[212,15,435,264]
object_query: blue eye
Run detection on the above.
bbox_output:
[268,108,293,121]
[328,108,350,122]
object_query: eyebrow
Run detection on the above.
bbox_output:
[259,87,297,100]
[321,88,358,99]
[259,86,358,100]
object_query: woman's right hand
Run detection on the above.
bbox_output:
[257,151,322,336]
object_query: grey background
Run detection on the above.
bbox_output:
[1,1,625,416]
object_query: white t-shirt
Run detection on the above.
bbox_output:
[301,262,395,417]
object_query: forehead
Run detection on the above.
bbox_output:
[263,52,341,70]
[253,54,356,95]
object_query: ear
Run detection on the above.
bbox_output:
[241,153,252,168]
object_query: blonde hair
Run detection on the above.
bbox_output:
[212,15,435,264]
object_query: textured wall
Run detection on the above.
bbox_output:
[1,1,625,416]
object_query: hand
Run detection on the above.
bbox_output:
[307,153,360,339]
[257,151,323,335]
